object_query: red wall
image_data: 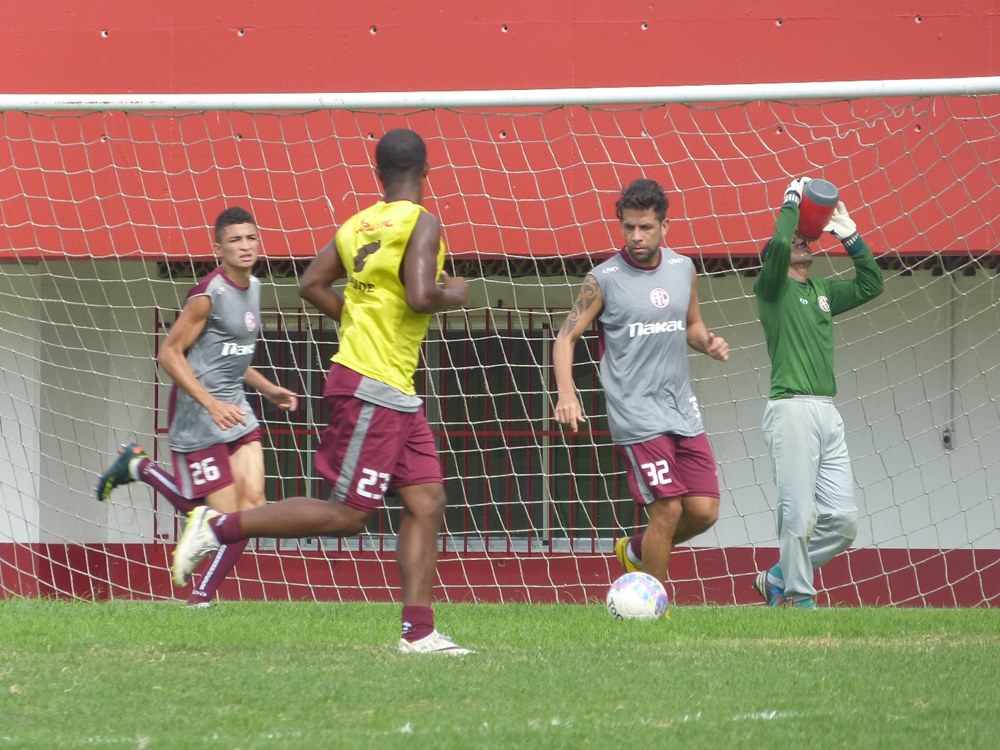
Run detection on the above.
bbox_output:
[1,3,997,263]
[2,4,998,605]
[1,1,997,94]
[3,543,997,607]
[3,98,996,262]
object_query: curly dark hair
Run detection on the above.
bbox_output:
[615,179,669,222]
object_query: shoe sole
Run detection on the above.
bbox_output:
[398,646,473,655]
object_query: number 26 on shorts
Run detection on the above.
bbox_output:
[190,457,221,486]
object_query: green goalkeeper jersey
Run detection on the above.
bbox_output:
[754,204,884,400]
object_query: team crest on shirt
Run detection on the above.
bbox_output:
[818,295,831,313]
[649,288,670,308]
[245,311,257,331]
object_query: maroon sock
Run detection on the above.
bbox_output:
[629,533,645,562]
[401,605,434,643]
[187,538,248,605]
[209,511,246,545]
[137,458,202,514]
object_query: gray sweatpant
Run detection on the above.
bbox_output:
[762,396,859,600]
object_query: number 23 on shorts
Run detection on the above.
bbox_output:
[356,467,391,501]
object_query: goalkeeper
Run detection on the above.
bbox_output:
[752,177,884,608]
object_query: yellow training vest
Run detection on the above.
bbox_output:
[332,200,445,395]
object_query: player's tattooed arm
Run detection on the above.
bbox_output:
[552,275,601,431]
[558,275,601,337]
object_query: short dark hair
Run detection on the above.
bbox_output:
[375,129,427,184]
[615,179,669,222]
[214,206,256,243]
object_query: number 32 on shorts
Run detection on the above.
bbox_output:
[640,459,672,487]
[356,467,391,501]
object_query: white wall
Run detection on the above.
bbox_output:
[0,268,41,543]
[695,259,1000,550]
[1,258,997,550]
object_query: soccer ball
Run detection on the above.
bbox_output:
[606,572,669,620]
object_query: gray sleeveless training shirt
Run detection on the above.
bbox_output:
[167,266,261,452]
[591,248,704,444]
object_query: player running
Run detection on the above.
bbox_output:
[170,129,473,654]
[96,206,298,607]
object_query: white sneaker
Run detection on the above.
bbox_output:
[171,506,221,587]
[398,630,474,655]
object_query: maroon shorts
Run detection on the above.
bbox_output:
[314,394,443,512]
[172,428,263,500]
[618,432,720,506]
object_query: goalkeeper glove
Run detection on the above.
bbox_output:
[824,201,861,251]
[783,176,811,206]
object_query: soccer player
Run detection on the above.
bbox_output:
[171,128,473,654]
[95,206,298,607]
[552,178,729,587]
[751,177,884,608]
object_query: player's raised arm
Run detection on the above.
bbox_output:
[823,200,885,313]
[756,177,808,301]
[552,274,603,432]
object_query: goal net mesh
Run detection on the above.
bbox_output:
[1,85,998,606]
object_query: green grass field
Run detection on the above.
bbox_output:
[2,599,998,749]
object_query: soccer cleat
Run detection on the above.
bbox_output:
[171,506,221,587]
[793,597,817,610]
[95,442,149,502]
[614,536,641,573]
[398,630,474,655]
[752,568,787,607]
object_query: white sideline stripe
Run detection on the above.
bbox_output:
[730,710,798,721]
[652,710,797,723]
[77,736,150,747]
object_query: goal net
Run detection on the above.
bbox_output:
[1,79,998,607]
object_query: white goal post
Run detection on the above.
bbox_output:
[1,77,998,606]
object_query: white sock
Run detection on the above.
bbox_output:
[128,457,144,480]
